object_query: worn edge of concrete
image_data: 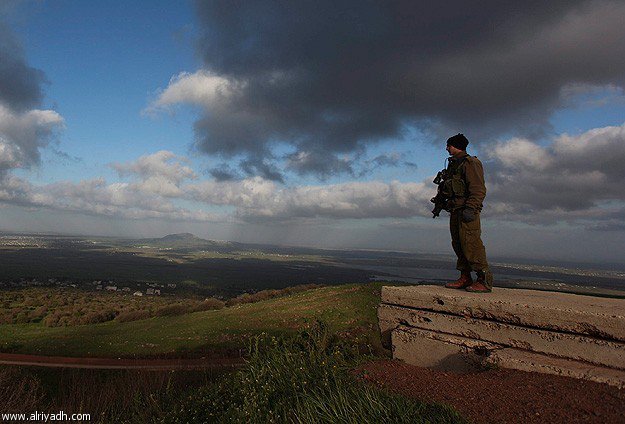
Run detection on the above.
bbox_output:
[391,326,498,373]
[393,325,625,389]
[381,285,625,342]
[379,304,625,370]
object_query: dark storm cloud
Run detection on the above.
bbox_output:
[240,157,284,182]
[365,152,418,171]
[190,0,625,177]
[0,20,45,111]
[208,164,239,181]
[285,149,354,179]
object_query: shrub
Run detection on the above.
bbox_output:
[155,303,191,317]
[115,309,152,323]
[42,311,62,327]
[190,298,225,312]
[225,297,241,307]
[78,310,117,325]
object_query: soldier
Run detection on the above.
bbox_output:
[441,134,493,292]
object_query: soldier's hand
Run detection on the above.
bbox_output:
[462,208,476,223]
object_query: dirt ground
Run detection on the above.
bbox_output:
[356,359,625,424]
[0,352,243,369]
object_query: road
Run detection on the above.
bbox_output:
[0,353,243,370]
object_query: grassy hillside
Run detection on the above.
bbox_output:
[0,283,384,358]
[0,320,464,424]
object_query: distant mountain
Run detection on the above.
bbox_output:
[136,233,241,250]
[159,233,202,242]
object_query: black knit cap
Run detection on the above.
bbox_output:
[446,133,469,150]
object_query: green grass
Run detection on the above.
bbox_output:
[0,321,465,424]
[0,283,384,358]
[159,322,465,424]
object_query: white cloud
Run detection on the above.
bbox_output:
[485,122,625,223]
[112,150,196,182]
[144,70,236,114]
[186,177,431,220]
[111,150,197,197]
[187,176,276,208]
[491,138,552,171]
[0,174,224,223]
[0,136,21,169]
[0,104,64,170]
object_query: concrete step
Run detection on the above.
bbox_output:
[393,326,625,388]
[381,285,625,342]
[380,304,625,369]
[380,285,625,388]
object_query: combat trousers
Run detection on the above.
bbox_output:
[450,209,489,277]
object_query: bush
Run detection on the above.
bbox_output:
[115,309,152,323]
[155,303,191,317]
[225,297,241,307]
[42,311,63,327]
[190,298,225,312]
[78,310,117,325]
[160,322,465,424]
[225,284,323,307]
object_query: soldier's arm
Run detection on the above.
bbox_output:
[464,157,486,211]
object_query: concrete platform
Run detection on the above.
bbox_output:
[379,285,625,388]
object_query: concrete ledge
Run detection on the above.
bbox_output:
[380,285,625,388]
[393,326,625,388]
[381,285,625,341]
[380,304,625,369]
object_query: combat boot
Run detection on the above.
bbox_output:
[445,272,473,289]
[465,270,493,293]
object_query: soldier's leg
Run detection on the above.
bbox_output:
[450,211,471,272]
[459,213,493,289]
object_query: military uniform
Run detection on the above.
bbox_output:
[445,151,492,289]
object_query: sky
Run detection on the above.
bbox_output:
[1,0,625,265]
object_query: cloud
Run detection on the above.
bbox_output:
[485,123,625,223]
[239,156,284,182]
[4,119,625,228]
[144,70,233,114]
[586,220,625,232]
[285,150,354,179]
[0,102,64,172]
[186,177,431,221]
[112,150,196,182]
[207,164,239,181]
[111,150,197,197]
[0,150,220,222]
[145,1,625,179]
[0,172,223,223]
[0,20,45,112]
[0,12,64,174]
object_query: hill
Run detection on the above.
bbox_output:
[138,232,239,249]
[0,283,385,358]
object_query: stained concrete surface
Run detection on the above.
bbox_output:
[380,285,625,388]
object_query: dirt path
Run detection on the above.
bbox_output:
[0,352,243,370]
[356,359,625,424]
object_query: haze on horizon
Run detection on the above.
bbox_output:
[1,1,625,265]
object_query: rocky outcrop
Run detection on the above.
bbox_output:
[379,285,625,388]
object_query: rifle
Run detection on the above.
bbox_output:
[430,168,449,218]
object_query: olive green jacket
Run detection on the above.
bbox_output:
[450,151,486,211]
